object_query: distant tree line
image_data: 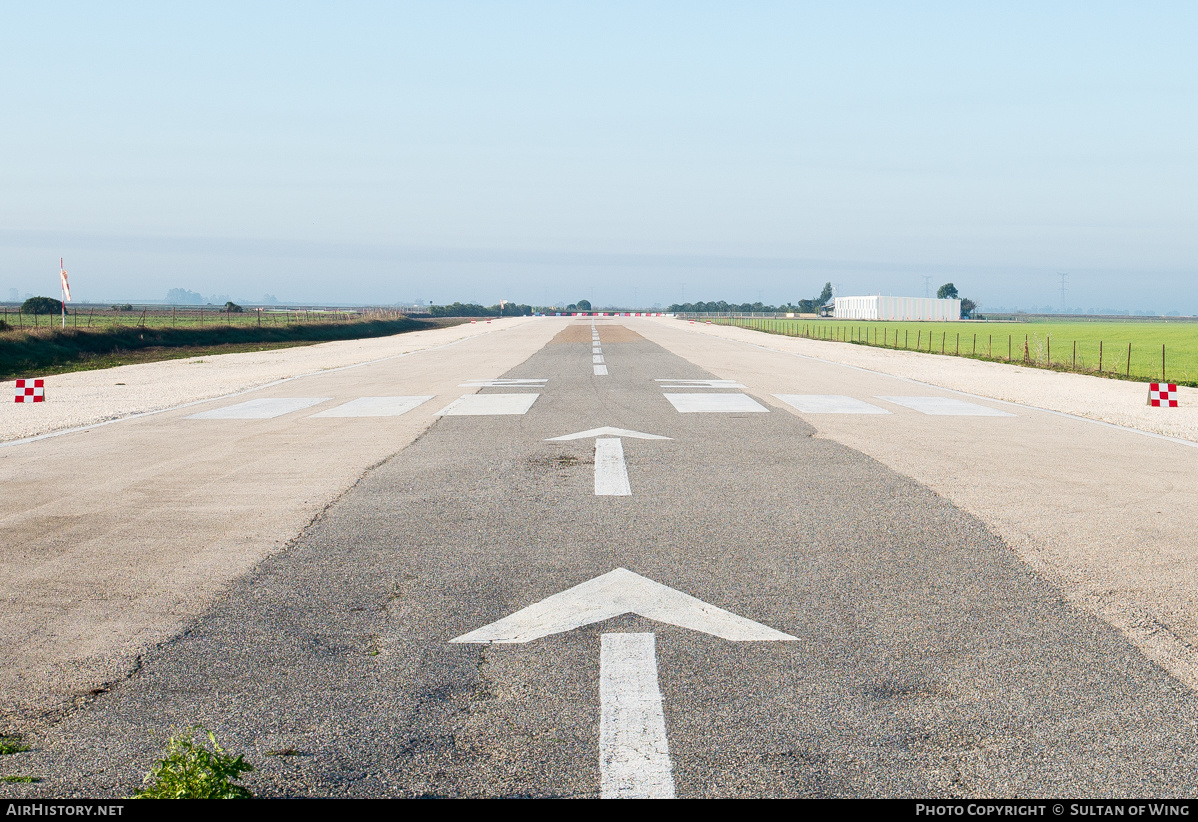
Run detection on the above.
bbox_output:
[670,283,834,314]
[429,302,535,317]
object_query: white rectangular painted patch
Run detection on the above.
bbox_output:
[434,394,540,416]
[773,395,891,415]
[655,379,746,389]
[600,633,674,799]
[593,354,605,364]
[663,393,769,413]
[187,397,330,420]
[876,396,1015,416]
[309,396,433,418]
[595,438,631,496]
[594,365,609,376]
[459,379,547,388]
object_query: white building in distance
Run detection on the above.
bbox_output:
[832,295,961,321]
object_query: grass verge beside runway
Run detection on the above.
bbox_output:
[0,316,465,381]
[709,316,1198,385]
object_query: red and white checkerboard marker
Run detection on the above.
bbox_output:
[14,379,45,403]
[1149,383,1179,407]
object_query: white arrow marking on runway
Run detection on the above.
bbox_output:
[546,427,671,441]
[451,568,795,798]
[545,428,671,496]
[451,568,794,644]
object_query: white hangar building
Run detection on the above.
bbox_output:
[832,295,961,321]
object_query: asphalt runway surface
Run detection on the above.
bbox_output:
[5,321,1198,798]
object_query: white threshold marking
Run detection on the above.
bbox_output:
[186,397,330,419]
[594,365,609,376]
[595,438,631,496]
[434,393,540,416]
[663,393,769,413]
[877,396,1015,416]
[655,379,745,389]
[593,354,605,364]
[459,378,547,388]
[773,394,890,415]
[309,396,433,418]
[0,331,499,450]
[601,633,674,799]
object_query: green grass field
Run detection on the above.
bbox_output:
[711,316,1198,385]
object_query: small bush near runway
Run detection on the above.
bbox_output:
[707,316,1198,386]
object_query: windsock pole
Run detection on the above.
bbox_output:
[59,258,72,329]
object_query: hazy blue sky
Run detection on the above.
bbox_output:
[2,2,1196,311]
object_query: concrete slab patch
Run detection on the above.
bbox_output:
[435,393,541,416]
[773,395,891,415]
[663,393,768,413]
[186,397,331,420]
[309,396,434,418]
[877,396,1015,416]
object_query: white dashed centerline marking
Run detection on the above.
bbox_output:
[593,355,605,364]
[187,397,331,419]
[595,365,609,376]
[773,395,890,415]
[310,396,433,418]
[877,396,1015,416]
[594,438,632,496]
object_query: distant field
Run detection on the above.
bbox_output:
[0,309,460,381]
[0,304,389,331]
[709,317,1198,385]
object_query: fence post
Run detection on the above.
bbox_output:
[1047,337,1050,366]
[1099,340,1103,372]
[1163,344,1166,381]
[1126,343,1132,377]
[1072,341,1076,370]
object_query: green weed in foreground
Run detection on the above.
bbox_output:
[0,735,30,755]
[133,727,253,799]
[1,776,41,783]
